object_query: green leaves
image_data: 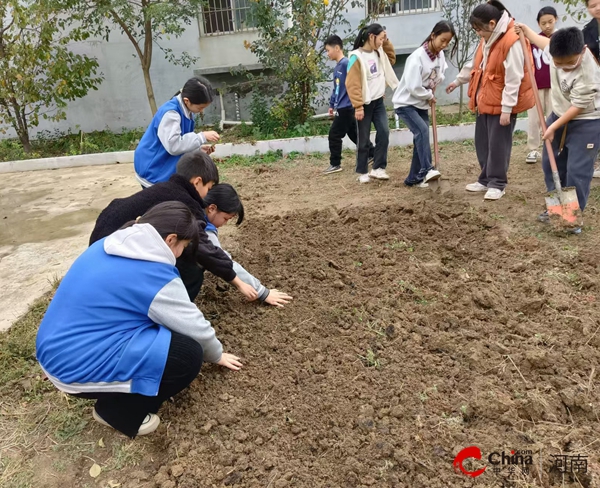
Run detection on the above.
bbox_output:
[248,0,366,127]
[0,0,103,152]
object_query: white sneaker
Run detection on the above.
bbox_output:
[93,408,160,436]
[417,182,429,188]
[466,182,487,192]
[526,150,540,164]
[424,169,441,182]
[484,188,505,200]
[358,174,370,184]
[369,168,390,180]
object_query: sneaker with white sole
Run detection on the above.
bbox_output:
[93,408,160,436]
[417,182,429,188]
[358,174,370,184]
[594,162,600,178]
[369,168,390,180]
[526,150,540,164]
[424,169,441,182]
[484,188,505,200]
[465,182,487,192]
[323,165,342,175]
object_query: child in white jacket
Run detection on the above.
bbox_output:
[393,21,456,187]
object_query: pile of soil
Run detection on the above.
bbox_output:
[151,195,600,487]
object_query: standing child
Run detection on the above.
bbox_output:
[582,0,600,178]
[517,25,600,232]
[346,24,399,183]
[525,7,558,164]
[323,35,374,175]
[134,76,221,188]
[393,21,455,187]
[447,0,535,200]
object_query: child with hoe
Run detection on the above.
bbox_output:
[346,23,399,183]
[516,24,600,232]
[393,20,455,187]
[323,35,374,175]
[134,77,221,188]
[525,7,558,164]
[447,0,534,201]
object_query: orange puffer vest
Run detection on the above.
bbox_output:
[467,19,535,115]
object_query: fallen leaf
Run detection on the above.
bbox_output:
[98,438,105,448]
[89,463,101,478]
[107,481,121,488]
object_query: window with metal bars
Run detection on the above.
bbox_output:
[201,0,257,35]
[366,0,439,16]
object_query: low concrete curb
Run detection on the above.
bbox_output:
[0,119,529,174]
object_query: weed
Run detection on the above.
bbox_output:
[358,349,381,368]
[386,240,414,252]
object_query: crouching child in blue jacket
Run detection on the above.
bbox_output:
[36,202,242,438]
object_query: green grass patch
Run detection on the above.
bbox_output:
[0,128,144,162]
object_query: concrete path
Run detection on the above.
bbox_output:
[0,163,138,330]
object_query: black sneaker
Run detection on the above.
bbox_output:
[323,165,342,175]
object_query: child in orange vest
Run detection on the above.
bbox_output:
[447,0,535,200]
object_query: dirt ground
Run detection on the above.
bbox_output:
[2,134,600,487]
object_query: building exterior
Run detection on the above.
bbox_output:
[1,0,575,138]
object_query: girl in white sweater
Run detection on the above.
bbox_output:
[393,21,456,187]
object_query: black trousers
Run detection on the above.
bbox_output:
[329,107,374,167]
[176,255,205,301]
[74,331,203,438]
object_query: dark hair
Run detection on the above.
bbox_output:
[325,35,343,49]
[174,76,215,105]
[176,150,219,185]
[470,0,511,31]
[353,23,385,50]
[549,27,584,58]
[423,20,458,58]
[537,6,558,22]
[122,201,199,248]
[204,183,245,225]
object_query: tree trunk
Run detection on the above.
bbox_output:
[142,64,158,115]
[18,130,32,153]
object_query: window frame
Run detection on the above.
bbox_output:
[198,0,258,37]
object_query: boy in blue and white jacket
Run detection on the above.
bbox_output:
[322,35,374,175]
[134,76,221,188]
[36,202,242,438]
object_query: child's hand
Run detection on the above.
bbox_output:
[543,125,556,142]
[217,352,243,371]
[499,113,511,126]
[203,131,220,142]
[355,107,365,121]
[328,108,334,117]
[264,289,293,308]
[201,144,215,155]
[446,82,458,94]
[234,278,259,301]
[428,96,437,106]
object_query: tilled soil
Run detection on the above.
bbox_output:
[153,193,600,488]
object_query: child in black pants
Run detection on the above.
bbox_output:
[323,35,373,175]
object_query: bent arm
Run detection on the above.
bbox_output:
[157,111,206,156]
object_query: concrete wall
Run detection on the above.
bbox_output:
[0,1,582,138]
